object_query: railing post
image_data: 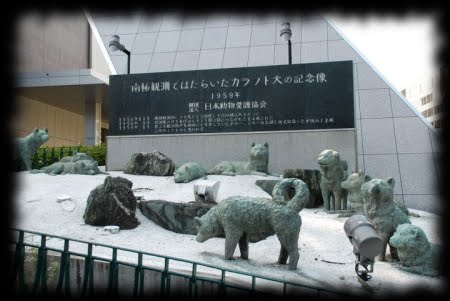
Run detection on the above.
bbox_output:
[189,263,197,299]
[42,149,47,168]
[107,248,118,295]
[51,148,55,163]
[81,243,94,297]
[133,253,144,298]
[11,231,25,292]
[59,148,63,161]
[218,270,226,296]
[32,235,48,294]
[33,151,38,169]
[160,258,169,297]
[55,239,72,296]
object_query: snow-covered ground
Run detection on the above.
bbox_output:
[11,169,445,296]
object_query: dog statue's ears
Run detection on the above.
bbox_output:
[194,217,203,229]
[387,177,395,189]
[264,142,269,148]
[251,142,255,147]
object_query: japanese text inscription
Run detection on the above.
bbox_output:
[109,61,354,135]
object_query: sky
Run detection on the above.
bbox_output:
[327,15,439,92]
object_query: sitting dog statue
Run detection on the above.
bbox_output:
[389,223,441,277]
[340,170,418,218]
[208,142,269,176]
[317,149,348,211]
[194,178,309,270]
[361,177,411,261]
[13,128,49,171]
[338,170,372,218]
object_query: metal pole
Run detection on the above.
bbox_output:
[288,39,292,65]
[124,49,131,74]
[127,54,130,74]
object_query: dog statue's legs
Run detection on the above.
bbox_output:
[277,231,300,270]
[277,245,289,264]
[388,241,399,260]
[378,234,390,261]
[238,232,249,259]
[224,230,242,260]
[322,190,331,211]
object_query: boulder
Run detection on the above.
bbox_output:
[283,169,323,208]
[83,176,140,229]
[139,200,216,235]
[124,151,175,176]
[254,179,279,196]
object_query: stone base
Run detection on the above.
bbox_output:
[139,200,217,235]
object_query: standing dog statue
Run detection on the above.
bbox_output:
[361,177,411,261]
[13,128,49,171]
[317,149,348,211]
[194,178,309,270]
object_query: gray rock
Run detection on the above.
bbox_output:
[124,151,175,176]
[83,176,140,229]
[255,179,279,196]
[139,200,216,235]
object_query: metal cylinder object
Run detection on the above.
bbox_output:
[344,214,382,260]
[193,180,220,203]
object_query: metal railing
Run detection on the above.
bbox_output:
[8,228,348,298]
[31,146,81,169]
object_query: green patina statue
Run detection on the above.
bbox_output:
[194,178,309,270]
[208,142,269,176]
[361,178,411,261]
[389,223,441,277]
[174,162,207,183]
[31,152,106,175]
[317,149,348,211]
[13,128,49,171]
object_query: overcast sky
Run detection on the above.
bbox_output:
[327,15,438,92]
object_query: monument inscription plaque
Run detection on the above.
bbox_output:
[109,61,354,135]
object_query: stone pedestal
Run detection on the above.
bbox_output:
[139,200,216,235]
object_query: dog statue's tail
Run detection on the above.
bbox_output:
[271,178,310,213]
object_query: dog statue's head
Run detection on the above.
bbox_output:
[390,223,431,266]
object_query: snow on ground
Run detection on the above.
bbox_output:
[10,170,446,296]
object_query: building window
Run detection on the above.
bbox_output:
[401,89,406,97]
[435,119,441,128]
[421,97,426,106]
[434,104,442,114]
[422,110,427,117]
[421,94,433,106]
[427,108,433,117]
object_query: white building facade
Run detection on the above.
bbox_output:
[401,73,443,129]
